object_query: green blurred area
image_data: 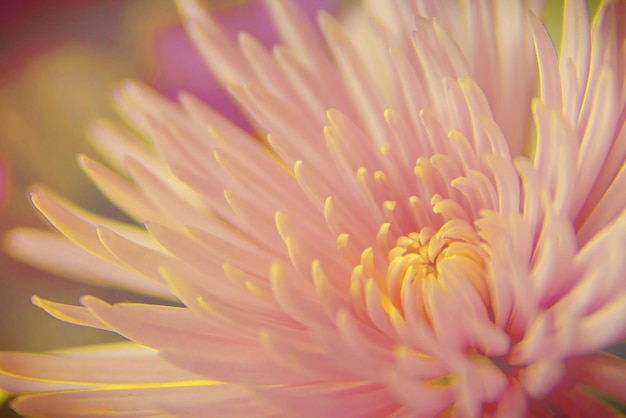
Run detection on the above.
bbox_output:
[543,0,603,54]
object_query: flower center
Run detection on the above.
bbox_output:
[390,228,444,282]
[373,219,489,323]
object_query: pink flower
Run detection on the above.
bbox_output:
[1,0,625,417]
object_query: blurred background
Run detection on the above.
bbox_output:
[0,0,338,415]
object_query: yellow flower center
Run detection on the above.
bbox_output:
[354,219,490,326]
[390,228,445,282]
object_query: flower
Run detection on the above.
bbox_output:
[1,0,626,416]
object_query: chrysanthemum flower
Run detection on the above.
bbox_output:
[2,0,625,416]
